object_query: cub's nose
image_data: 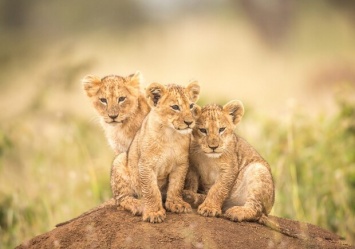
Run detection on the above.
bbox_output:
[184,120,193,126]
[208,145,218,151]
[109,114,118,120]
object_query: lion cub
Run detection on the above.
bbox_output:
[82,72,150,155]
[111,81,200,223]
[185,100,275,222]
[184,101,304,238]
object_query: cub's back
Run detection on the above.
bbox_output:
[234,135,271,171]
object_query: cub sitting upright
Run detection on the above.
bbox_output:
[111,81,200,223]
[185,100,275,223]
[184,101,303,238]
[82,72,150,155]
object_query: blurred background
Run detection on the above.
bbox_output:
[0,0,354,247]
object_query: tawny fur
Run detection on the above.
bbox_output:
[110,81,200,223]
[183,101,304,239]
[82,72,150,155]
[57,81,200,226]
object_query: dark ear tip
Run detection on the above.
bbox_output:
[146,83,165,107]
[152,93,160,106]
[223,100,244,125]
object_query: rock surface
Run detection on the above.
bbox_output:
[17,206,353,249]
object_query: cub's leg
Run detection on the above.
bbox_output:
[224,163,274,222]
[197,170,235,217]
[138,159,166,223]
[111,153,143,215]
[165,161,192,213]
[183,167,206,208]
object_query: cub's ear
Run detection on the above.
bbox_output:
[127,71,143,89]
[186,80,200,103]
[192,104,201,119]
[146,82,166,107]
[82,75,102,97]
[223,100,244,126]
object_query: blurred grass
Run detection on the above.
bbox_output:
[1,1,355,247]
[0,87,354,248]
[241,93,355,243]
[0,104,113,248]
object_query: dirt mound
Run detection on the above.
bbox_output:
[17,206,353,249]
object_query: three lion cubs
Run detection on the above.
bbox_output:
[83,72,275,225]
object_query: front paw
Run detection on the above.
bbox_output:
[142,208,166,223]
[224,206,258,222]
[165,198,192,213]
[119,198,143,216]
[197,203,221,217]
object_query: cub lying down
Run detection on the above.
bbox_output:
[184,101,304,238]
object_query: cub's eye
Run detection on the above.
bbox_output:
[118,96,126,103]
[189,103,195,109]
[99,98,107,104]
[219,127,226,133]
[199,128,207,134]
[171,105,180,111]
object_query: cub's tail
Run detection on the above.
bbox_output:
[258,214,308,240]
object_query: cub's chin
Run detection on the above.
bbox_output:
[205,152,222,159]
[176,128,193,135]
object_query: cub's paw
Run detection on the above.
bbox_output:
[165,199,192,213]
[224,206,246,222]
[119,198,143,216]
[142,208,166,223]
[182,190,206,208]
[225,206,259,222]
[197,203,221,217]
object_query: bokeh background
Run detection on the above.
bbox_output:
[0,0,354,247]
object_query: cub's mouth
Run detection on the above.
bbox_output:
[106,119,123,124]
[205,152,222,158]
[176,127,193,135]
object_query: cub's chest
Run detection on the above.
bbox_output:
[156,146,187,173]
[106,125,132,152]
[193,156,221,189]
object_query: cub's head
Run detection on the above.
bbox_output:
[192,100,244,158]
[82,72,143,124]
[146,81,200,134]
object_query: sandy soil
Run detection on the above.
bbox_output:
[17,205,353,249]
